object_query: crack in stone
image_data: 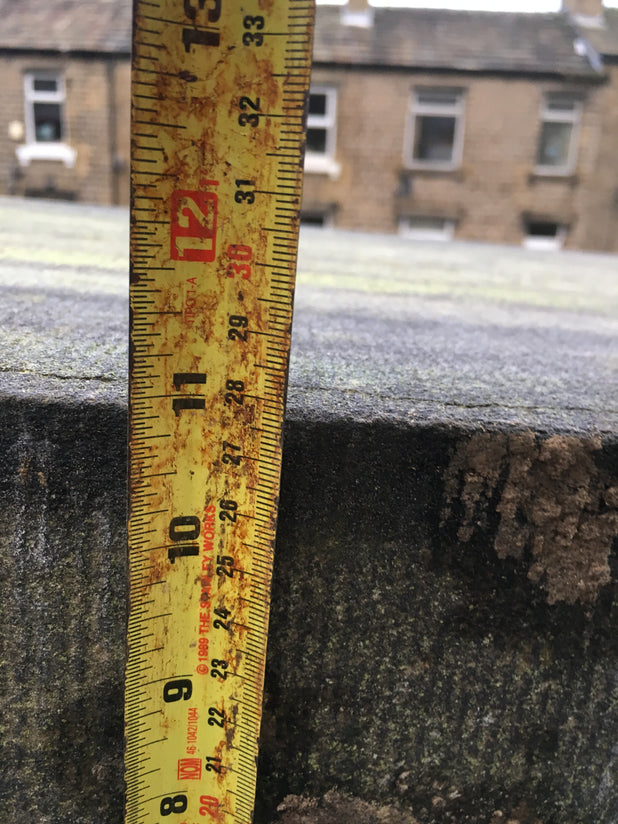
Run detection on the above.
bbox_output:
[291,382,616,414]
[0,367,118,383]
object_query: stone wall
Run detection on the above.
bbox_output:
[0,200,616,824]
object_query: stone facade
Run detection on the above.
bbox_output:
[303,67,612,248]
[302,4,618,252]
[0,54,130,206]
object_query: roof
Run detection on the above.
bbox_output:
[313,6,601,77]
[0,0,606,78]
[0,0,132,54]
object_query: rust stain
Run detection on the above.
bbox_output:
[17,457,31,483]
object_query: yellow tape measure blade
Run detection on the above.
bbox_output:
[126,1,314,823]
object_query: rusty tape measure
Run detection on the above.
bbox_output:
[125,1,314,822]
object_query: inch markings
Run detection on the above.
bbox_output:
[126,2,314,824]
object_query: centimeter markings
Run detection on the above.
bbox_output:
[126,2,314,823]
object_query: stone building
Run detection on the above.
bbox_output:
[0,0,132,206]
[304,0,618,251]
[0,0,617,250]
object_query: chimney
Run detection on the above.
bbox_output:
[341,0,374,28]
[562,0,605,26]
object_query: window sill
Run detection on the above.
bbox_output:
[402,164,464,180]
[522,236,565,251]
[398,222,455,242]
[529,168,578,184]
[16,142,77,168]
[304,154,341,180]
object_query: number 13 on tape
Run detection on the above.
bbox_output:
[125,1,315,822]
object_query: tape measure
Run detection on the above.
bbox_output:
[125,1,314,822]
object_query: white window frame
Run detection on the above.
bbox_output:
[17,71,76,168]
[304,86,340,178]
[534,93,581,176]
[398,216,455,242]
[405,87,465,171]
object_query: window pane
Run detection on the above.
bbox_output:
[34,102,63,141]
[526,221,559,237]
[537,121,572,167]
[407,217,448,231]
[523,220,564,250]
[33,77,59,93]
[414,115,455,162]
[308,93,327,116]
[301,213,326,226]
[306,127,327,154]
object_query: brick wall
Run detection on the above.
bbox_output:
[0,53,130,205]
[302,66,611,250]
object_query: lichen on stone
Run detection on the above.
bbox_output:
[441,432,617,605]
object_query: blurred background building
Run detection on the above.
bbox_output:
[0,0,617,250]
[0,0,132,207]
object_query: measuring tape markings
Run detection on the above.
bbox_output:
[126,1,314,823]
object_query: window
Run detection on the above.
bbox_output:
[535,94,581,175]
[306,88,336,156]
[25,72,66,143]
[523,220,566,251]
[406,88,465,169]
[17,71,76,167]
[304,86,340,177]
[398,216,455,241]
[300,210,334,228]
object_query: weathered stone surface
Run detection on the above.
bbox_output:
[0,399,126,823]
[0,198,616,824]
[262,420,617,824]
